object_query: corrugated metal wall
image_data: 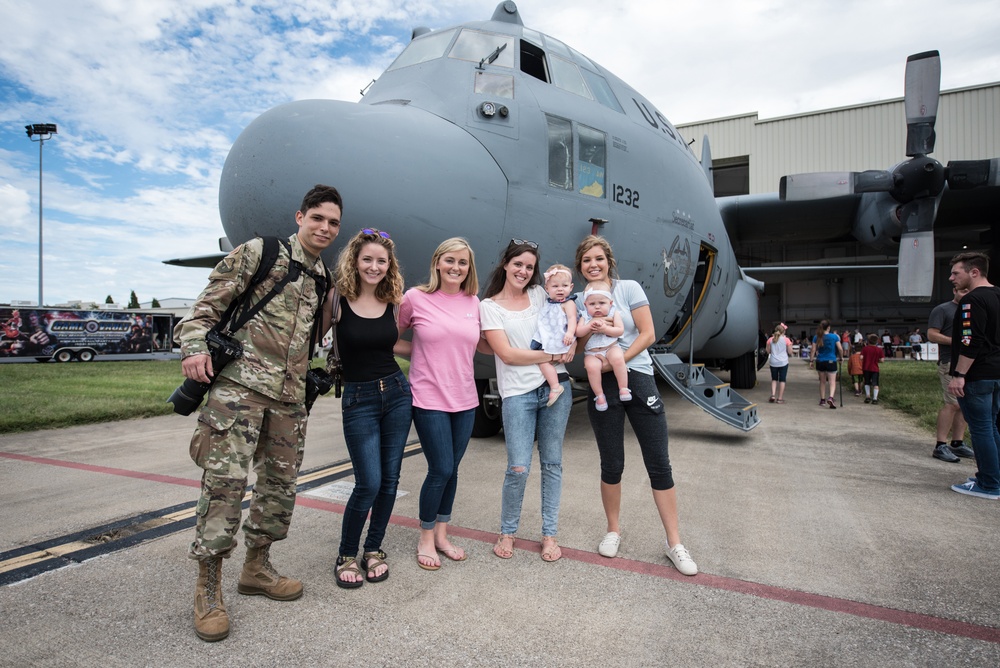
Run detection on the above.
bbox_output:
[678,83,1000,194]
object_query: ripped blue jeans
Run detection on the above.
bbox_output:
[498,379,572,536]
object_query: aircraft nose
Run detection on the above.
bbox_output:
[219,99,509,263]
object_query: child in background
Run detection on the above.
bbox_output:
[848,343,864,396]
[576,279,630,411]
[861,333,886,404]
[531,264,578,406]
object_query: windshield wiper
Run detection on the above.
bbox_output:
[478,43,507,69]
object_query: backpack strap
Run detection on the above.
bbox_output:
[213,237,295,336]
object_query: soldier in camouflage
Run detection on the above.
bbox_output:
[174,184,341,642]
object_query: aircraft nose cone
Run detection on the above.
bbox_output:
[219,99,509,265]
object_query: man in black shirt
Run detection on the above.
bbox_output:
[946,252,1000,499]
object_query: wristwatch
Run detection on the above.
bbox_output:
[951,371,966,378]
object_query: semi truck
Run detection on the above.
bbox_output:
[0,307,177,362]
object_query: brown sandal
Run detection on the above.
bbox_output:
[335,555,364,589]
[361,550,389,583]
[493,534,514,559]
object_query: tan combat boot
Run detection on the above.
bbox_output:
[194,557,229,642]
[237,544,303,601]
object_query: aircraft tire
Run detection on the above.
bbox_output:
[729,350,758,390]
[471,378,502,438]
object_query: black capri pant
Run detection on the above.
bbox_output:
[586,369,674,490]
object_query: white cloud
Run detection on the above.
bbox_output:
[0,0,997,304]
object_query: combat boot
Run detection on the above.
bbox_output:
[194,557,229,642]
[237,544,303,601]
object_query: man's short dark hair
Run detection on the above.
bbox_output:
[300,184,343,215]
[951,251,990,276]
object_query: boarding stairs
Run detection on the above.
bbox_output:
[651,352,760,431]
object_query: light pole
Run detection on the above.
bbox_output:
[25,123,58,307]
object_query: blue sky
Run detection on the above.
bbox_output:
[2,0,998,305]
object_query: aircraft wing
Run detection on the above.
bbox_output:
[717,193,858,245]
[162,254,226,268]
[741,264,897,285]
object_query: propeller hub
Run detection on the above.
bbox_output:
[891,156,945,203]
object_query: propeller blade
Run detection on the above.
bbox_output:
[947,158,1000,189]
[779,170,895,200]
[904,51,940,157]
[898,197,938,234]
[780,173,854,200]
[897,230,935,302]
[853,170,896,193]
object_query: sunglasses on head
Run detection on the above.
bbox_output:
[508,238,538,249]
[362,228,391,239]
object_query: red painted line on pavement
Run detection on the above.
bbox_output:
[0,452,200,488]
[299,495,1000,644]
[7,451,998,643]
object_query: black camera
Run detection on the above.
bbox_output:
[167,331,243,416]
[304,367,336,413]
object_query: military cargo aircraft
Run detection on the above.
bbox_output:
[167,2,998,435]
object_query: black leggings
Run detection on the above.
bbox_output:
[586,370,674,490]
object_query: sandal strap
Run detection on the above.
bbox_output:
[362,550,388,569]
[336,555,363,577]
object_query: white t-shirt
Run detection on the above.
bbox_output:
[767,335,791,367]
[480,285,566,399]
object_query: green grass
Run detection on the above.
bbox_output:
[0,360,184,433]
[0,356,938,436]
[0,356,412,434]
[843,361,943,436]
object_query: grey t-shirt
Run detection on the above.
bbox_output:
[928,299,958,365]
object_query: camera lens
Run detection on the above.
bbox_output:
[167,378,211,416]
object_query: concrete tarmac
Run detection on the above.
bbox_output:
[1,361,998,666]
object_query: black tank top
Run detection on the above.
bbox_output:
[336,297,400,382]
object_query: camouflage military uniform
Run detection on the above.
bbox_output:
[174,233,326,560]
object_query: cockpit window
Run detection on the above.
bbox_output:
[577,125,606,198]
[475,71,514,99]
[549,55,592,100]
[543,36,572,61]
[449,29,515,68]
[580,69,623,113]
[547,116,574,190]
[386,28,457,71]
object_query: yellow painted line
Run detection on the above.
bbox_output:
[0,550,54,574]
[0,444,425,577]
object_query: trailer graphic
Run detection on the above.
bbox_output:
[0,308,176,362]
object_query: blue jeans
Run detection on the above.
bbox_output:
[956,378,1000,492]
[413,407,475,530]
[499,379,572,536]
[339,370,412,556]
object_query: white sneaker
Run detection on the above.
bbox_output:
[666,543,698,575]
[597,532,621,558]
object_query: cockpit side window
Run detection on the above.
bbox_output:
[449,29,515,68]
[520,40,547,82]
[386,29,457,71]
[577,125,606,198]
[547,115,574,190]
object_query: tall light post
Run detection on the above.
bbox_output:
[25,123,58,307]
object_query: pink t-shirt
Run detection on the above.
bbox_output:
[398,288,481,412]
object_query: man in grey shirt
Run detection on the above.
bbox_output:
[927,287,973,462]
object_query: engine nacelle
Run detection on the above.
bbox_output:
[852,192,903,249]
[695,278,760,359]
